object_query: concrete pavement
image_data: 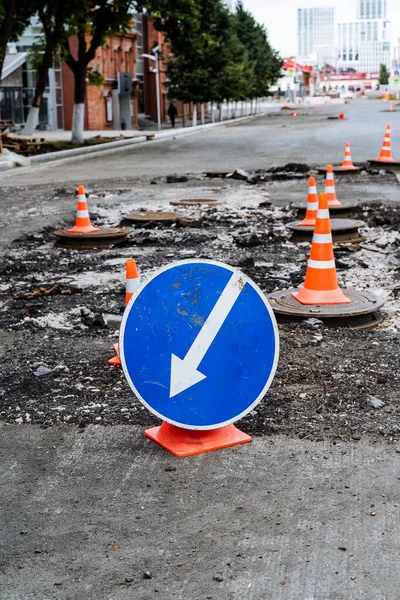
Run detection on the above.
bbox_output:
[1,424,399,600]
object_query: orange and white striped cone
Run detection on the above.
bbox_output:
[339,142,357,170]
[298,177,318,226]
[108,259,140,365]
[375,125,395,163]
[67,185,100,233]
[325,165,342,207]
[125,258,140,304]
[292,193,350,305]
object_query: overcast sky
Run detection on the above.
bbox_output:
[243,0,400,58]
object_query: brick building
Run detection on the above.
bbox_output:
[62,31,140,131]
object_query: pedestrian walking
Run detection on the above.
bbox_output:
[167,102,178,128]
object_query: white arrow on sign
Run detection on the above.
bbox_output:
[169,271,243,398]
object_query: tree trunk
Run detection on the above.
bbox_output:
[71,65,86,144]
[210,102,214,123]
[192,104,197,127]
[200,103,205,125]
[23,56,53,135]
[0,0,17,80]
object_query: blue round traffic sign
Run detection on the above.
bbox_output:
[120,260,279,430]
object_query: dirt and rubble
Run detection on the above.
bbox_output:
[0,170,399,442]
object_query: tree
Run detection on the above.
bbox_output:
[379,63,389,86]
[23,0,73,134]
[63,0,136,144]
[233,2,282,99]
[155,0,236,107]
[0,0,34,79]
[148,0,281,114]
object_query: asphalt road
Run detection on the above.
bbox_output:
[1,425,399,600]
[1,97,400,600]
[0,99,399,187]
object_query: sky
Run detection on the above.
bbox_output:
[243,0,400,58]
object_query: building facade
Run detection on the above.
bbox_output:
[337,0,391,71]
[298,2,392,73]
[297,7,337,67]
[62,31,140,131]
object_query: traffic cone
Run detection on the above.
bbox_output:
[339,113,345,120]
[298,177,318,226]
[292,193,350,305]
[291,111,297,116]
[108,259,140,365]
[325,165,342,207]
[375,125,395,163]
[66,185,100,233]
[339,142,358,170]
[125,258,140,305]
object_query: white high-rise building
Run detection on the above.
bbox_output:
[337,0,391,71]
[297,7,337,67]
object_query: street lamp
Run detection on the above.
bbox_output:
[142,46,161,131]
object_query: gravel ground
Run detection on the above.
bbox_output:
[0,171,399,442]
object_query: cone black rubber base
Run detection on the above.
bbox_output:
[368,160,400,171]
[292,201,359,218]
[268,289,384,331]
[54,227,130,249]
[286,219,365,243]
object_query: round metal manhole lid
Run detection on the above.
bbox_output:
[54,227,130,249]
[291,201,359,212]
[124,211,179,223]
[286,219,365,233]
[267,289,384,318]
[170,199,222,207]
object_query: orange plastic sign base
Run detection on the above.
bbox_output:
[145,422,251,457]
[108,343,121,365]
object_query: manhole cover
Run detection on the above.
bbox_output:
[292,201,359,218]
[268,289,384,330]
[170,199,222,207]
[123,211,179,224]
[54,227,130,250]
[286,219,365,244]
[368,160,400,171]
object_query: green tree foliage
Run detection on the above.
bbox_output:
[233,1,282,98]
[147,0,281,105]
[62,0,136,142]
[379,63,389,86]
[155,0,234,104]
[0,0,35,78]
